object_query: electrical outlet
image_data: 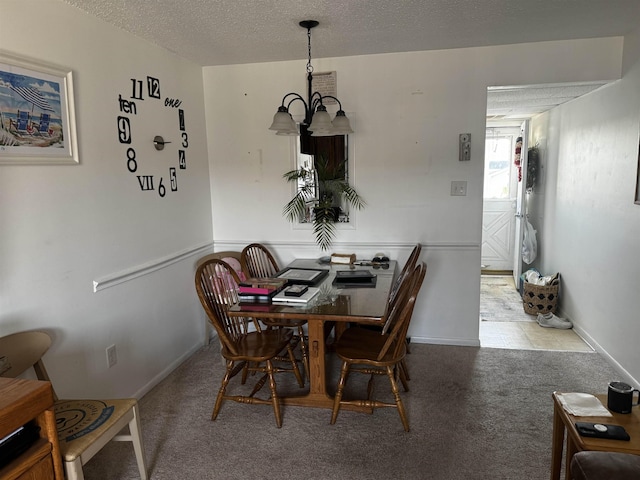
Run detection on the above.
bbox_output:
[459,133,471,161]
[451,181,467,196]
[106,344,117,368]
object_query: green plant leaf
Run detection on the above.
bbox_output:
[341,184,366,210]
[282,154,365,250]
[313,214,337,251]
[282,169,309,182]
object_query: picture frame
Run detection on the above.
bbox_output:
[275,267,329,285]
[0,51,78,165]
[635,140,640,205]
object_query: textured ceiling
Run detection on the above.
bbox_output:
[61,0,638,119]
[486,82,611,120]
[62,0,639,67]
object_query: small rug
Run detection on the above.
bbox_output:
[480,275,536,322]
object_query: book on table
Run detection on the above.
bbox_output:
[272,286,320,304]
[238,289,281,304]
[333,269,377,288]
[238,277,288,295]
[334,270,375,282]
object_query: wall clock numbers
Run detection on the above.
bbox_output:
[116,76,188,197]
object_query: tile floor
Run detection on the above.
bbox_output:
[479,320,593,352]
[478,275,593,352]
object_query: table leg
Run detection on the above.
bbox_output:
[280,319,373,412]
[550,400,565,480]
[307,319,327,396]
[564,436,578,480]
[281,319,333,408]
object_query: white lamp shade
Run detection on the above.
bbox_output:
[331,113,353,134]
[269,110,296,131]
[308,109,333,133]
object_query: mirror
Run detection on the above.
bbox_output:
[294,129,351,224]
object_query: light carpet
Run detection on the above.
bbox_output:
[83,342,619,480]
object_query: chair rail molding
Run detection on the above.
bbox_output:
[214,240,479,251]
[213,240,479,271]
[93,241,213,292]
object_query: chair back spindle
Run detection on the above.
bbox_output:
[241,243,280,278]
[388,243,422,309]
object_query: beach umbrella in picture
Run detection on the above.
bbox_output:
[9,85,55,114]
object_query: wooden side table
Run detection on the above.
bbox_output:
[0,377,64,480]
[551,391,640,480]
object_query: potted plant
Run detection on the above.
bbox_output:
[283,155,365,251]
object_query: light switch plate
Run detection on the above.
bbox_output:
[451,181,467,196]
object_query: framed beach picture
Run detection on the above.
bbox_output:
[0,51,78,164]
[635,140,640,205]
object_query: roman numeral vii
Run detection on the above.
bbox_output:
[137,175,154,191]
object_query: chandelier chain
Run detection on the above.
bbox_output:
[306,27,314,74]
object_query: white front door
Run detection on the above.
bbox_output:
[481,128,520,271]
[482,199,515,270]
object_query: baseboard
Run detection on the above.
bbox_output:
[571,323,640,389]
[481,270,512,276]
[411,335,481,347]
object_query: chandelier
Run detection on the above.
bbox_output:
[268,20,353,137]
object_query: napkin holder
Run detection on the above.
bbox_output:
[331,253,356,265]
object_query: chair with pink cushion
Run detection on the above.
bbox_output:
[241,243,309,381]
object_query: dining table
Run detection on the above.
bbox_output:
[228,258,397,411]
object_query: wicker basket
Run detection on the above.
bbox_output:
[523,281,559,315]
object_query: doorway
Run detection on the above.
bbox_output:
[479,83,609,351]
[478,126,589,351]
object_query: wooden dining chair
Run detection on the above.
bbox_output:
[0,330,148,480]
[196,251,247,343]
[354,243,422,381]
[388,242,422,377]
[195,258,303,427]
[330,262,426,432]
[240,243,310,380]
[334,255,422,391]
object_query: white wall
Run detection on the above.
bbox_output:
[531,26,640,385]
[1,1,213,398]
[203,37,623,347]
